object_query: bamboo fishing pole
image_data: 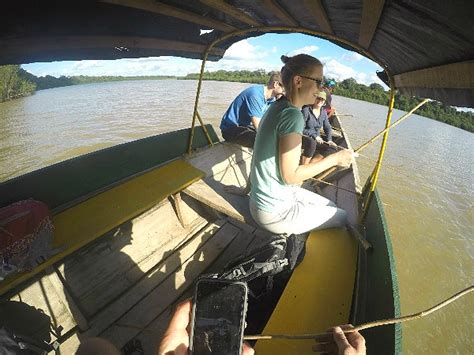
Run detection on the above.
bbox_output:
[355,98,429,153]
[314,99,429,182]
[244,285,473,341]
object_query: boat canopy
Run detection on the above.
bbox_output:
[1,1,473,107]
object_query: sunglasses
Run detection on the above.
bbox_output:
[299,75,323,88]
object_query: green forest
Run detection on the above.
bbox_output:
[1,65,472,132]
[184,70,473,132]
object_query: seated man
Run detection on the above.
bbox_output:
[301,91,337,165]
[220,72,284,148]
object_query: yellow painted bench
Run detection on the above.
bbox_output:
[0,159,204,295]
[255,228,358,354]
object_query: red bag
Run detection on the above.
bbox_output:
[0,199,54,280]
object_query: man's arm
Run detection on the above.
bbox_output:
[251,116,261,129]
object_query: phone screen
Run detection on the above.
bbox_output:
[191,279,247,355]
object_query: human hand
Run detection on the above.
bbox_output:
[315,136,324,144]
[312,325,366,355]
[327,140,337,148]
[157,299,254,355]
[334,149,356,168]
[158,300,191,355]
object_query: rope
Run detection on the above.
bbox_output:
[243,285,473,341]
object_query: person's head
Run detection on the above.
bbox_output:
[280,54,323,107]
[267,71,284,98]
[313,90,327,108]
[325,79,336,92]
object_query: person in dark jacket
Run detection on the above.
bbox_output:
[301,91,337,164]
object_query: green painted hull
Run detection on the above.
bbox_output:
[357,190,402,354]
[0,125,219,211]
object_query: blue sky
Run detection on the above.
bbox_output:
[23,33,386,87]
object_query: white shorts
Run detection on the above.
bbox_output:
[249,187,347,235]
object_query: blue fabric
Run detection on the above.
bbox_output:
[220,85,270,131]
[301,105,332,141]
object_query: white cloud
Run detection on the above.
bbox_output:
[223,39,266,60]
[342,52,364,62]
[271,46,278,53]
[288,45,319,56]
[324,59,386,88]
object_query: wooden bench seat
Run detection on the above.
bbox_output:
[184,142,257,226]
[1,159,204,295]
[255,228,358,354]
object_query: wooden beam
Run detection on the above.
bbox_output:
[200,0,262,27]
[394,61,474,89]
[101,0,236,32]
[1,36,225,57]
[302,0,333,34]
[358,0,385,49]
[262,0,298,26]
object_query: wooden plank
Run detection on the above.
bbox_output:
[99,222,241,349]
[183,179,256,226]
[9,274,77,337]
[200,0,263,26]
[394,60,474,89]
[359,0,385,49]
[1,36,225,57]
[59,221,227,353]
[0,160,204,296]
[255,228,357,354]
[56,199,207,317]
[302,0,333,34]
[186,143,252,180]
[101,0,236,31]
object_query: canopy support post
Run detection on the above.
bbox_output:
[360,89,395,223]
[187,53,214,154]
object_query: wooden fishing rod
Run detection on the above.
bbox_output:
[314,99,429,182]
[244,285,473,341]
[355,98,429,153]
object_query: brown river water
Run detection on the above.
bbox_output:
[0,80,472,354]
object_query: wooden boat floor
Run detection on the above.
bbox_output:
[255,228,358,355]
[0,159,204,295]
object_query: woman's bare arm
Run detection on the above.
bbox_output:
[279,133,354,185]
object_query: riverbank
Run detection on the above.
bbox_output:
[1,66,472,132]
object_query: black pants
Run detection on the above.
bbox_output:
[221,126,256,148]
[301,136,337,158]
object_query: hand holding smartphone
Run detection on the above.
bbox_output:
[189,278,248,355]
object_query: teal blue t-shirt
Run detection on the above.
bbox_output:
[250,98,304,212]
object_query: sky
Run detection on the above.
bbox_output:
[22,33,388,87]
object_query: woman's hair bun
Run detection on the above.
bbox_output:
[280,55,290,64]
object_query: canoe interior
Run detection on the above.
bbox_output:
[1,121,400,354]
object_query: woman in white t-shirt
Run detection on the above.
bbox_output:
[249,54,356,235]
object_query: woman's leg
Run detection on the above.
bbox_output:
[249,189,347,235]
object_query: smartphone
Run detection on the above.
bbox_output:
[189,278,248,355]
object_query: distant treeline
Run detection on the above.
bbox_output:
[1,65,472,132]
[0,65,176,101]
[184,69,269,84]
[334,78,473,132]
[0,65,36,102]
[186,70,473,132]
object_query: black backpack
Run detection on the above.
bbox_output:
[206,233,307,334]
[0,301,59,355]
